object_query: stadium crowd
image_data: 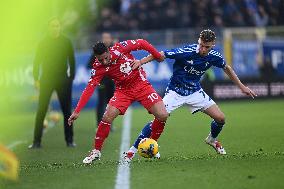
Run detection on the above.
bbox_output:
[96,0,284,31]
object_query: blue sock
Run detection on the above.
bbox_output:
[210,120,224,138]
[133,122,152,149]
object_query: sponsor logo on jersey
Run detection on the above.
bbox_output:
[120,62,132,75]
[184,66,205,75]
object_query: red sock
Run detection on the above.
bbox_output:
[150,118,166,141]
[94,121,111,151]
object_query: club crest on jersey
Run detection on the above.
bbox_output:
[120,62,132,75]
[91,69,96,76]
[187,60,194,65]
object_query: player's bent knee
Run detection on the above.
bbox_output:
[215,115,225,125]
[157,112,169,122]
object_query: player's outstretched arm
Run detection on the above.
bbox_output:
[67,86,94,126]
[223,65,257,98]
[131,51,165,70]
[68,73,102,126]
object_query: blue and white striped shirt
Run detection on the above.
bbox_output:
[164,44,226,96]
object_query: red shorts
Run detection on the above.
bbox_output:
[108,83,162,115]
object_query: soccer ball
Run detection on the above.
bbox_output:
[138,138,158,158]
[48,111,61,123]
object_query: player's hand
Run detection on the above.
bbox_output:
[68,112,79,126]
[157,52,166,62]
[130,60,141,70]
[34,80,40,90]
[241,86,257,99]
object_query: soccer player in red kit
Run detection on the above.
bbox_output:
[68,39,169,163]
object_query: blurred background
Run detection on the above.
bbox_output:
[0,0,284,113]
[0,1,284,187]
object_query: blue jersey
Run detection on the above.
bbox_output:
[164,44,226,96]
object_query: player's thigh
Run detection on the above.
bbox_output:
[185,89,216,114]
[163,90,186,114]
[108,90,133,115]
[148,101,168,121]
[56,80,72,113]
[136,85,164,112]
[38,83,54,109]
[203,104,225,123]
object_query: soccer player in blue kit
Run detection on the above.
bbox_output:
[125,29,257,162]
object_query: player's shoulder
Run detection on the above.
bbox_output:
[114,39,140,48]
[208,49,223,59]
[109,45,122,58]
[180,44,198,53]
[183,43,198,49]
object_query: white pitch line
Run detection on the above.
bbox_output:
[114,108,132,189]
[7,140,27,150]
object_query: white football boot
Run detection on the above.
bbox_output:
[83,149,101,164]
[123,150,136,163]
[153,152,161,159]
[205,134,226,155]
[123,146,137,163]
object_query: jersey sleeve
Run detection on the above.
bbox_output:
[117,39,162,60]
[212,55,226,68]
[164,46,194,60]
[74,66,105,113]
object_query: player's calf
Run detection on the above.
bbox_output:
[94,121,111,150]
[150,118,166,141]
[210,120,225,139]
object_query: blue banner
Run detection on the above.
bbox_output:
[232,40,259,78]
[263,40,284,76]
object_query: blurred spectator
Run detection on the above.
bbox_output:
[29,18,76,149]
[254,5,269,26]
[94,0,284,31]
[259,56,277,81]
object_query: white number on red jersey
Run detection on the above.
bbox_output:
[147,93,159,102]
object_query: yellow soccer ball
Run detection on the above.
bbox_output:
[49,111,61,123]
[138,138,158,158]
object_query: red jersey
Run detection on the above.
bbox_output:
[74,39,162,113]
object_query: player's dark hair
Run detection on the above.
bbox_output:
[93,42,108,55]
[199,29,216,42]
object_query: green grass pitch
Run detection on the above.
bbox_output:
[0,99,284,189]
